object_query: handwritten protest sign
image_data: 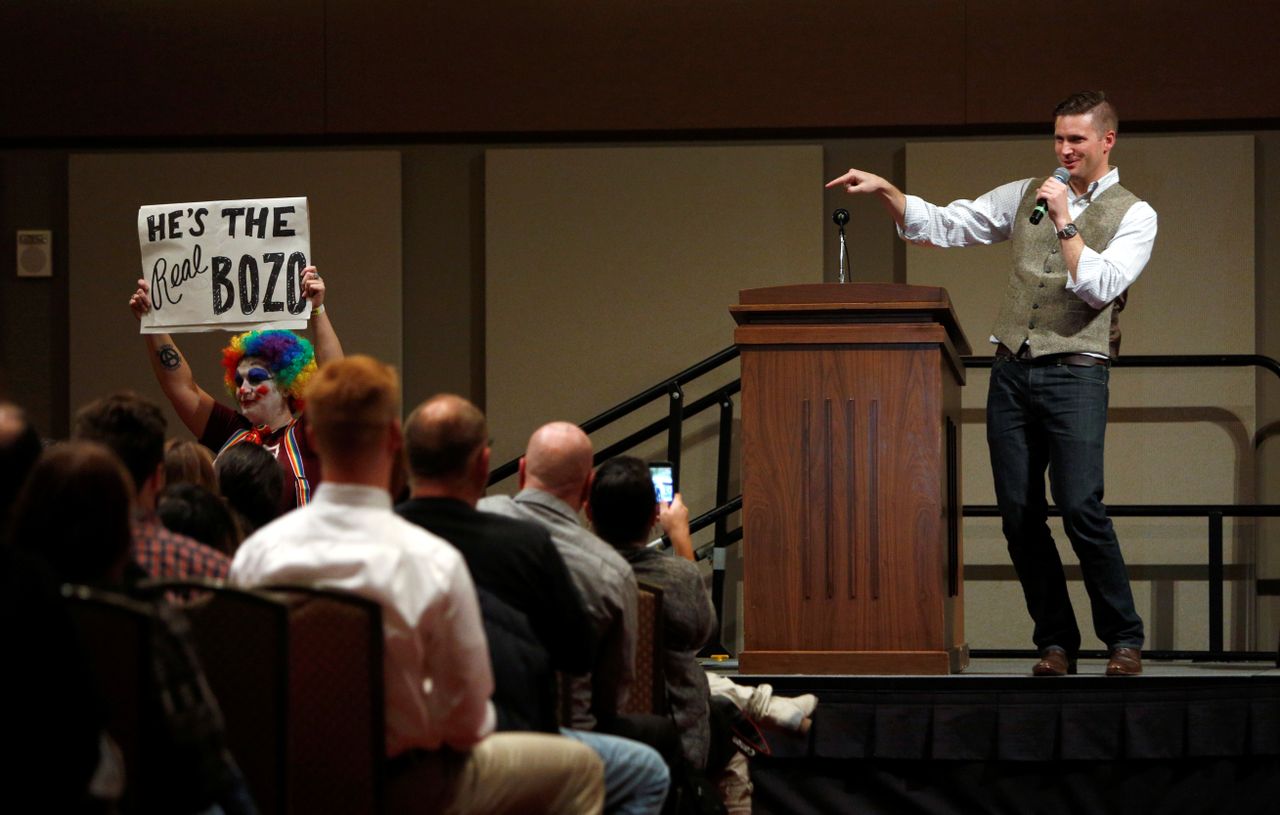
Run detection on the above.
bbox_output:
[137,197,312,334]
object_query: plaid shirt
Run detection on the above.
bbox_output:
[132,513,231,580]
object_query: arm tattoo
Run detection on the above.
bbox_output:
[157,344,182,371]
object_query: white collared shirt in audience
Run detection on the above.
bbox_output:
[230,481,496,757]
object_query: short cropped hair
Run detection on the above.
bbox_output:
[1053,90,1118,135]
[404,395,488,481]
[8,441,135,584]
[590,456,658,548]
[73,392,167,490]
[305,355,400,463]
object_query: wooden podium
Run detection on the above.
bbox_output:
[732,283,971,675]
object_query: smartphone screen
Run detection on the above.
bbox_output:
[649,462,675,504]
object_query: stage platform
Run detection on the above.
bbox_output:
[710,659,1280,814]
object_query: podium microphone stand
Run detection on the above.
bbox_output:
[833,208,850,283]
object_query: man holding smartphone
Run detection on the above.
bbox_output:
[649,461,676,506]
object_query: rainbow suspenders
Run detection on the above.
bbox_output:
[219,419,312,506]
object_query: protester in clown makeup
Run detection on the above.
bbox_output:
[129,266,344,509]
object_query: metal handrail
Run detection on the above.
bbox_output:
[967,503,1278,656]
[963,351,1280,377]
[487,345,740,484]
[488,347,1280,660]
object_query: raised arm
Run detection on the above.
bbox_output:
[129,279,216,438]
[826,168,908,230]
[659,493,696,562]
[301,266,344,367]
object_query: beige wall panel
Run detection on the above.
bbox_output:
[484,144,821,531]
[68,151,402,439]
[1257,133,1280,644]
[905,134,1257,649]
[0,151,68,436]
[400,144,487,408]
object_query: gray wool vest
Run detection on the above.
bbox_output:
[991,178,1141,357]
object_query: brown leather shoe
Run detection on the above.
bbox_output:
[1032,648,1077,676]
[1105,647,1143,676]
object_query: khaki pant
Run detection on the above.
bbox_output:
[386,732,605,814]
[716,751,752,814]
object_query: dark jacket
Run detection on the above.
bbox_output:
[476,587,558,733]
[395,496,594,676]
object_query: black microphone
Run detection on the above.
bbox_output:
[832,209,850,282]
[1029,167,1070,225]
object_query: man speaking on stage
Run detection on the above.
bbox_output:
[827,91,1157,677]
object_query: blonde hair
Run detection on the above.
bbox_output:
[164,438,218,493]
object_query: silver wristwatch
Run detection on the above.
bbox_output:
[1056,223,1078,240]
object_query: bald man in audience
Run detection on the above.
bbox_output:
[397,395,669,815]
[231,358,604,814]
[479,421,638,731]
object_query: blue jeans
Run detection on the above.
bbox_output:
[562,727,669,815]
[986,356,1144,654]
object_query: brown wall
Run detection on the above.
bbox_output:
[4,1,1278,140]
[3,2,1279,432]
[2,1,326,140]
[2,3,1279,650]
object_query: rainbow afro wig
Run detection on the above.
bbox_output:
[221,329,317,403]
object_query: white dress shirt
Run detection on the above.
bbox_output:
[230,482,496,757]
[899,167,1158,311]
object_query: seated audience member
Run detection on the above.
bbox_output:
[129,267,341,510]
[0,542,105,810]
[0,405,105,811]
[655,499,815,815]
[590,461,817,813]
[397,395,669,815]
[8,441,256,814]
[73,392,230,580]
[215,441,285,539]
[396,397,594,677]
[479,421,639,731]
[158,482,241,556]
[472,584,559,733]
[164,438,219,493]
[0,401,43,524]
[480,423,694,811]
[589,457,717,772]
[3,441,121,810]
[10,442,136,586]
[230,357,604,814]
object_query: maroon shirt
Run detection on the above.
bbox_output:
[199,401,321,511]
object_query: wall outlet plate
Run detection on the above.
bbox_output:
[17,229,52,278]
